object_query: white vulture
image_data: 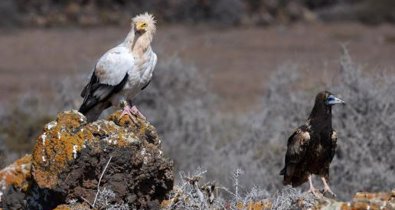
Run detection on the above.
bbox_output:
[79,13,157,122]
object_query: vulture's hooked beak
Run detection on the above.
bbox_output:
[135,22,147,34]
[326,95,345,105]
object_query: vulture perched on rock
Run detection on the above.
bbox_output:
[280,91,345,197]
[79,13,157,122]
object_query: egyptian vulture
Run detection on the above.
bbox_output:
[280,91,345,197]
[79,13,157,122]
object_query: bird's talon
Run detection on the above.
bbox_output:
[130,106,146,121]
[321,177,336,198]
[308,188,319,197]
[321,188,336,197]
[119,105,138,124]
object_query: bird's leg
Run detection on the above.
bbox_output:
[119,100,138,123]
[307,175,319,197]
[321,177,336,197]
[130,105,146,120]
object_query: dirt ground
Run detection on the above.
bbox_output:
[1,23,395,112]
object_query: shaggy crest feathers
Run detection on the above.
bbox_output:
[132,12,157,34]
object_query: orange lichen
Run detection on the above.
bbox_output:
[56,111,87,130]
[1,109,166,208]
[53,205,71,210]
[0,155,32,193]
[160,199,172,208]
[53,203,91,210]
[108,111,137,127]
[32,110,89,188]
[236,201,272,210]
[108,111,160,146]
[338,191,395,210]
[354,192,393,202]
[31,110,158,188]
[109,111,149,131]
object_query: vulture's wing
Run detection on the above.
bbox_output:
[280,125,311,177]
[140,52,157,91]
[141,80,151,90]
[79,47,134,114]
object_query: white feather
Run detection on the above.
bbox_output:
[114,47,157,106]
[95,45,134,86]
[81,13,158,119]
[89,42,157,107]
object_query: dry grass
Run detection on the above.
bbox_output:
[1,49,394,201]
[211,47,395,199]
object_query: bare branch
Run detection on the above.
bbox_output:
[93,156,113,208]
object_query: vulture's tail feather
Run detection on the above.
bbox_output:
[79,100,110,122]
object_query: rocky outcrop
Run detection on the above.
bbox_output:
[0,110,174,209]
[1,110,394,210]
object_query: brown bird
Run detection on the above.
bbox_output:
[280,91,345,197]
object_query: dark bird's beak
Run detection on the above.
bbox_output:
[326,95,345,105]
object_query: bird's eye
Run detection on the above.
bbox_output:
[325,95,335,104]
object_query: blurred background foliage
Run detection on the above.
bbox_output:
[0,0,394,27]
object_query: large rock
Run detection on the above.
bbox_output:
[1,110,174,210]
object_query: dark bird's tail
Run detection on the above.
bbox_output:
[281,168,292,186]
[279,167,286,175]
[79,71,128,122]
[280,165,298,186]
[79,100,110,122]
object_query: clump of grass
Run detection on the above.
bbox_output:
[163,168,220,209]
[330,47,395,196]
[164,168,271,210]
[271,186,315,210]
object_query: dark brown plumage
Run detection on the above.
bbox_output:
[280,91,345,196]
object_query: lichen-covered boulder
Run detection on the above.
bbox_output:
[2,110,173,210]
[0,155,32,206]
